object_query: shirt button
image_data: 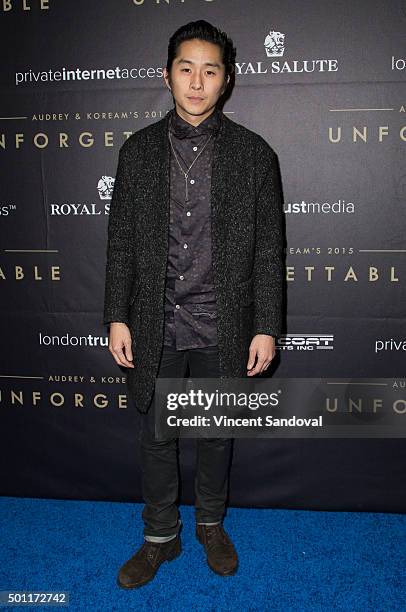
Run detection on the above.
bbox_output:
[183,243,188,249]
[186,211,191,216]
[179,275,184,280]
[190,179,195,184]
[175,304,180,309]
[193,146,198,151]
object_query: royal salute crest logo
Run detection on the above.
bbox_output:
[264,30,285,57]
[97,176,115,200]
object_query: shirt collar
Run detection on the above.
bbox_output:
[169,106,222,139]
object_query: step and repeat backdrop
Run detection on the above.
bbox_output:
[0,0,405,511]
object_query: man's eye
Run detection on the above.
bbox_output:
[207,71,216,76]
[181,68,190,72]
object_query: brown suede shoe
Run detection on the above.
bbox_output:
[117,535,182,589]
[196,523,238,576]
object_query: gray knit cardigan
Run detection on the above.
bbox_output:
[103,109,285,413]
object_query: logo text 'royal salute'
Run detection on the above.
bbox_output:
[49,177,115,216]
[235,29,338,76]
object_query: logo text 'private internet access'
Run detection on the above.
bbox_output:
[14,29,338,87]
[235,30,338,75]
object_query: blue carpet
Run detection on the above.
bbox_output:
[0,497,405,611]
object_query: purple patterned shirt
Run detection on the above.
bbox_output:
[163,106,222,350]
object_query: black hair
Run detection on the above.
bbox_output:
[166,19,236,83]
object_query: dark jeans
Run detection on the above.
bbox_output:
[137,344,233,541]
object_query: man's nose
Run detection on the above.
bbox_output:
[190,72,203,89]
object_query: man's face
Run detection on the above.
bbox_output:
[163,38,230,126]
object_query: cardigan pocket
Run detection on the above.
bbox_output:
[129,280,142,306]
[129,295,143,368]
[238,276,254,306]
[129,281,143,334]
[238,276,254,346]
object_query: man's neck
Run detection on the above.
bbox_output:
[174,104,217,127]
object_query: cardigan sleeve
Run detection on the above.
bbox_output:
[102,140,137,326]
[252,142,284,339]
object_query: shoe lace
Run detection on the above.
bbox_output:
[205,524,227,547]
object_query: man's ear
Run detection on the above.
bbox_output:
[221,74,230,95]
[163,68,172,91]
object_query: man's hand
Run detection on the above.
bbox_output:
[246,334,276,376]
[108,322,135,368]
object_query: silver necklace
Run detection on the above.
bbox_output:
[168,130,213,202]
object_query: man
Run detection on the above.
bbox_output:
[103,20,284,589]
